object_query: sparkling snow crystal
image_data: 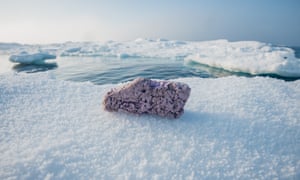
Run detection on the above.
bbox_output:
[0,73,299,179]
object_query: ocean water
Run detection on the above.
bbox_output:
[1,46,299,84]
[54,56,241,84]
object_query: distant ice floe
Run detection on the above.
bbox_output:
[9,51,56,64]
[184,41,300,77]
[0,42,22,50]
[38,39,300,78]
[2,39,300,77]
[64,47,81,53]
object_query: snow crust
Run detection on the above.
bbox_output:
[9,52,56,64]
[1,39,299,77]
[185,41,300,77]
[1,73,299,179]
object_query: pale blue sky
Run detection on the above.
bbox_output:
[0,0,299,45]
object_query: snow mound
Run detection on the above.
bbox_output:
[9,51,56,64]
[185,41,300,77]
[0,73,299,179]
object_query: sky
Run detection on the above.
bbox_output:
[0,0,299,45]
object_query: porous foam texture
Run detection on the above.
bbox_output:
[103,78,191,118]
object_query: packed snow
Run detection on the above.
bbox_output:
[0,73,299,179]
[1,39,299,77]
[9,51,56,64]
[185,41,300,77]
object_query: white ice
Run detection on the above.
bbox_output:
[0,42,22,50]
[185,41,300,77]
[9,51,56,64]
[1,73,299,179]
[51,39,300,77]
[1,39,299,77]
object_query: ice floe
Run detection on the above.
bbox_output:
[185,41,300,77]
[0,73,299,179]
[60,39,300,77]
[0,42,22,50]
[2,39,300,77]
[9,51,56,64]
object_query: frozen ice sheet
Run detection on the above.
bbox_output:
[0,73,299,179]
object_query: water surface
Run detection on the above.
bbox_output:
[1,46,299,84]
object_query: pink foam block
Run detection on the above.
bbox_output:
[103,78,191,118]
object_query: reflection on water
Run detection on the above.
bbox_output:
[12,63,58,73]
[184,61,251,78]
[54,57,213,85]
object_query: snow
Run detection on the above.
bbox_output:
[1,73,299,179]
[9,51,56,64]
[2,39,300,77]
[185,41,300,77]
[56,39,300,78]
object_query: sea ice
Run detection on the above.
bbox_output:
[64,47,81,53]
[9,51,56,64]
[0,42,22,50]
[0,73,299,179]
[3,39,300,77]
[185,41,300,77]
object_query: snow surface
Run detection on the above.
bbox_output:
[1,39,300,77]
[185,41,300,77]
[1,73,299,179]
[9,52,56,64]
